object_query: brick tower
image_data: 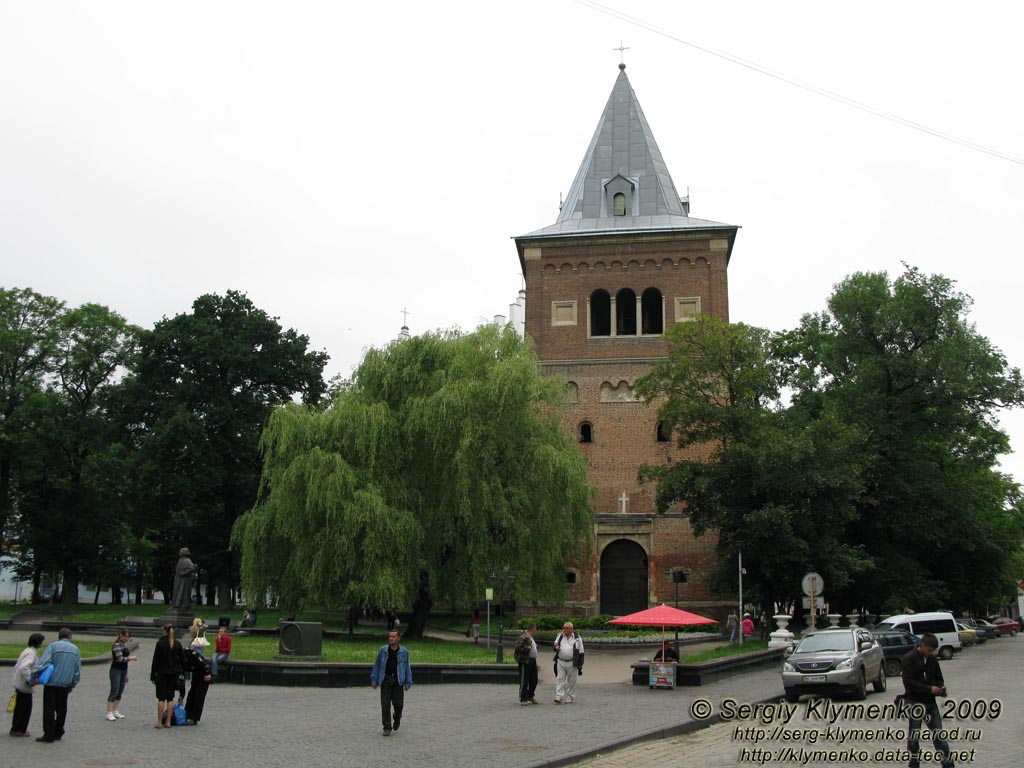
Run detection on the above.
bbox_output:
[514,64,739,618]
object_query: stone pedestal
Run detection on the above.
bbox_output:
[158,607,195,631]
[826,613,842,627]
[846,613,860,628]
[769,614,795,650]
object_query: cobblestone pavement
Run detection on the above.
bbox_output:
[5,630,1018,768]
[0,630,773,768]
[569,634,1024,767]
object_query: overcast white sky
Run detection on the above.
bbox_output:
[2,1,1023,481]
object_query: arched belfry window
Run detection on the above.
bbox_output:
[641,288,663,335]
[590,290,611,337]
[579,422,593,443]
[613,192,626,216]
[616,288,637,336]
[656,421,670,442]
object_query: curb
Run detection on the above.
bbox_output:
[519,692,783,768]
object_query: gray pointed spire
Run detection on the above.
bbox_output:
[559,65,684,221]
[517,67,736,241]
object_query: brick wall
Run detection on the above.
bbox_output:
[518,228,735,617]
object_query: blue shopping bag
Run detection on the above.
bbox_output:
[37,663,54,685]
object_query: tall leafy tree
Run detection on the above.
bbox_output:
[0,288,63,547]
[233,325,594,637]
[123,291,328,608]
[782,266,1024,613]
[636,316,867,615]
[12,303,138,604]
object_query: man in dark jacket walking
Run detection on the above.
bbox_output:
[901,633,954,768]
[513,622,539,705]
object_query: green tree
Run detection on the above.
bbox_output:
[636,316,868,615]
[123,291,328,608]
[781,266,1024,613]
[11,303,138,605]
[233,325,594,638]
[0,288,63,547]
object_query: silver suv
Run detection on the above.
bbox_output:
[782,627,886,702]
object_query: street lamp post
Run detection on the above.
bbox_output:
[664,566,689,656]
[489,567,516,663]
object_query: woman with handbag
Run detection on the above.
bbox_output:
[9,633,44,737]
[189,619,210,655]
[106,629,138,721]
[149,624,184,729]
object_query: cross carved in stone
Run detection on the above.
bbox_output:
[618,491,629,514]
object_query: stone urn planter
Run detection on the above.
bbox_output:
[769,614,795,650]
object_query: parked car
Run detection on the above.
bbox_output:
[955,617,989,643]
[874,612,962,659]
[957,623,979,647]
[989,617,1020,636]
[954,618,987,643]
[976,619,1002,638]
[871,628,919,678]
[782,627,886,702]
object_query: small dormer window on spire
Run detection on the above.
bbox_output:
[603,175,635,217]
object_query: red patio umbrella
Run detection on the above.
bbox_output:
[608,604,716,627]
[609,604,718,659]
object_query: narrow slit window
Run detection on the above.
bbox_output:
[590,290,611,337]
[641,288,663,335]
[616,288,637,336]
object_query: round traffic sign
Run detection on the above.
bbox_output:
[802,572,824,597]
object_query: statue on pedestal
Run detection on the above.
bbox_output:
[171,548,196,610]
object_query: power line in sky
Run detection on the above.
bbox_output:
[573,0,1024,167]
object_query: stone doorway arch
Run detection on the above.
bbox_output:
[600,539,648,616]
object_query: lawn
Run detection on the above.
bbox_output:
[227,635,516,664]
[0,641,116,659]
[0,603,167,622]
[0,603,364,630]
[677,640,771,662]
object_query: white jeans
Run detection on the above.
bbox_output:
[555,658,578,701]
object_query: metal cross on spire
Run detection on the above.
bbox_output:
[613,41,630,65]
[401,307,410,326]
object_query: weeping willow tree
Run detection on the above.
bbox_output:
[232,324,594,637]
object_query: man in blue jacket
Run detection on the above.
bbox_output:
[370,629,412,736]
[31,627,82,743]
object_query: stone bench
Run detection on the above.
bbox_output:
[219,660,518,687]
[631,648,784,687]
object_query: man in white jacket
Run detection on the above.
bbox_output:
[552,622,585,704]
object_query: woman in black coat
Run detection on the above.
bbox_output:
[149,624,184,728]
[182,648,213,725]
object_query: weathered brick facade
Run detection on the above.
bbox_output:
[514,67,738,621]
